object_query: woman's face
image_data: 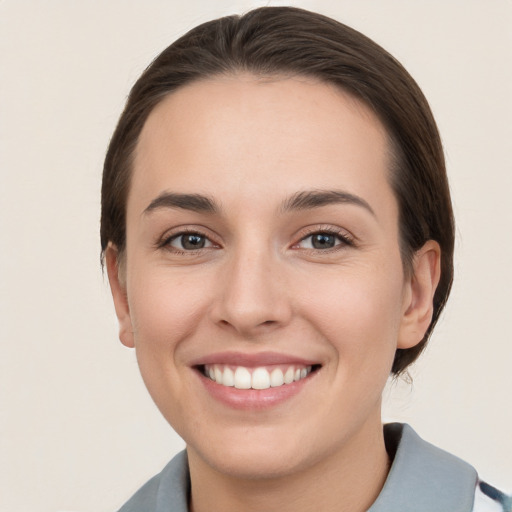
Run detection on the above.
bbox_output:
[108,75,431,479]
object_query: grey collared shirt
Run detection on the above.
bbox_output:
[117,423,508,512]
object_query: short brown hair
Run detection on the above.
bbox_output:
[101,6,455,375]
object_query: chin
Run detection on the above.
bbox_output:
[198,446,307,480]
[186,423,326,480]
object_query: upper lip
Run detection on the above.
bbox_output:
[190,351,320,368]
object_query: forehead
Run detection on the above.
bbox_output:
[130,75,394,219]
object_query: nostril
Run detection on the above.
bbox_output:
[217,319,277,329]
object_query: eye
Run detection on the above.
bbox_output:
[168,232,214,251]
[296,231,352,250]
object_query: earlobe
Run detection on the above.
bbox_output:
[398,240,441,349]
[105,244,135,348]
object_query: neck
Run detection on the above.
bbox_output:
[188,418,390,512]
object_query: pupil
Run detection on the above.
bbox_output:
[182,234,205,250]
[312,233,335,249]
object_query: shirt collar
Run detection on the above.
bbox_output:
[154,423,477,512]
[368,423,477,512]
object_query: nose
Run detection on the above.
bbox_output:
[210,247,292,337]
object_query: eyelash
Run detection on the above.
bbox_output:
[157,228,218,255]
[157,226,355,254]
[293,226,355,252]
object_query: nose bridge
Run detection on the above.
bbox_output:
[213,238,290,334]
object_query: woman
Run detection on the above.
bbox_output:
[101,7,510,512]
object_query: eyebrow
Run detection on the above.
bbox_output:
[143,192,219,215]
[142,189,375,217]
[281,189,375,216]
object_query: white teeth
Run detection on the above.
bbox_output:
[252,367,271,390]
[284,367,295,384]
[234,367,252,389]
[205,364,314,389]
[270,368,284,387]
[222,367,234,387]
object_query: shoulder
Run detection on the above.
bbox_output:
[472,481,512,512]
[116,450,190,512]
[371,423,510,512]
[116,473,160,512]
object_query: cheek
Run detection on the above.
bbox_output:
[125,270,213,428]
[127,270,210,357]
[300,263,405,366]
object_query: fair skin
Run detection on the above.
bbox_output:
[106,75,440,512]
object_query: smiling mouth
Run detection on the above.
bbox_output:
[200,364,321,390]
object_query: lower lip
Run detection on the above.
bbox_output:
[196,370,315,410]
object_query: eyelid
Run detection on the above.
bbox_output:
[169,233,214,250]
[291,225,356,250]
[156,225,221,251]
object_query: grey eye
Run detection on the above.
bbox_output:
[170,233,212,250]
[298,232,341,250]
[311,233,336,249]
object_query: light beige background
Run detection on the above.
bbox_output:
[1,1,511,511]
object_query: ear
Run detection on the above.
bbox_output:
[105,244,135,348]
[398,240,441,349]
